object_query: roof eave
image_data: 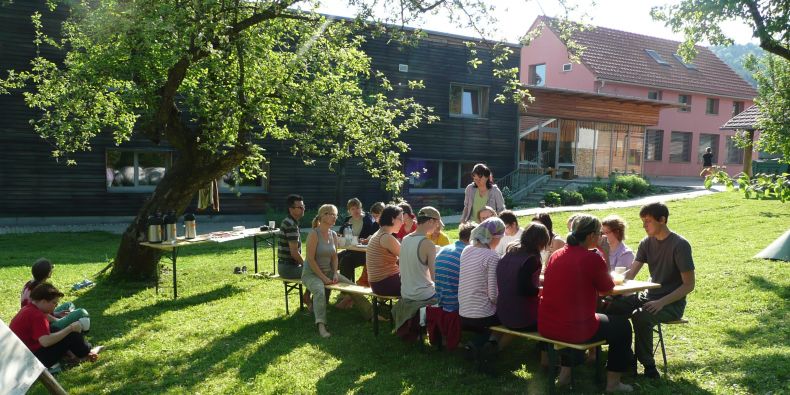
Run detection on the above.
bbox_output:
[596,77,756,101]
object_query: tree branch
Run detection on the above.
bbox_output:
[745,0,790,61]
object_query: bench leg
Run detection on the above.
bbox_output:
[298,284,304,312]
[655,323,668,376]
[284,282,290,315]
[547,346,559,395]
[372,298,380,336]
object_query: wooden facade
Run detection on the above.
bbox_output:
[0,1,519,217]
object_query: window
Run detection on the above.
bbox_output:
[218,166,269,193]
[644,130,663,161]
[647,91,663,101]
[645,49,669,65]
[562,63,572,72]
[450,84,489,118]
[725,136,744,164]
[670,131,692,163]
[528,64,546,86]
[672,53,697,70]
[406,159,476,191]
[106,150,173,191]
[706,98,719,115]
[678,94,691,112]
[732,101,745,116]
[698,134,719,164]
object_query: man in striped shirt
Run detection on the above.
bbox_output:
[434,222,476,312]
[277,194,305,280]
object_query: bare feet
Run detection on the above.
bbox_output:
[606,383,633,392]
[302,293,313,312]
[335,296,354,310]
[318,323,331,338]
[557,367,572,387]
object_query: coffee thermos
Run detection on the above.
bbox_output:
[184,212,197,239]
[164,211,178,242]
[147,214,163,243]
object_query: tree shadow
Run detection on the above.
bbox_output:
[723,275,788,349]
[758,211,790,218]
[673,351,789,394]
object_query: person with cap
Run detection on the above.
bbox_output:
[391,207,442,340]
[539,214,634,392]
[457,217,506,372]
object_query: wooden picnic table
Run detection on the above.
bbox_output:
[141,228,278,299]
[539,275,660,295]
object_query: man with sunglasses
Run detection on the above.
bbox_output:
[277,194,306,280]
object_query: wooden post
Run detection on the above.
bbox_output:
[38,369,68,395]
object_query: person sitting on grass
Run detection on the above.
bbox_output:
[10,283,100,368]
[539,214,633,392]
[20,258,89,332]
[301,204,372,338]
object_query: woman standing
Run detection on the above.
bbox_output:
[302,204,371,338]
[601,215,635,272]
[366,205,404,297]
[539,214,633,392]
[460,164,505,223]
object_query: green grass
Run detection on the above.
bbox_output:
[1,191,788,394]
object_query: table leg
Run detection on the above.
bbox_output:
[284,282,290,314]
[373,298,380,336]
[271,232,276,275]
[253,236,259,274]
[172,247,178,299]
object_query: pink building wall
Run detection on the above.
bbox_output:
[520,25,754,177]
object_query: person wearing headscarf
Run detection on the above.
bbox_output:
[457,217,506,371]
[539,214,634,392]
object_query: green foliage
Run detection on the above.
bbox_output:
[501,186,514,208]
[710,43,765,87]
[704,168,790,203]
[543,191,561,207]
[558,189,584,206]
[747,54,790,162]
[578,185,608,202]
[611,174,651,197]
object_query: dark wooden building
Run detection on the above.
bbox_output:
[0,1,519,218]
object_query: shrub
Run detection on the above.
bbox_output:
[543,191,561,207]
[501,186,514,208]
[559,189,585,205]
[578,186,608,202]
[608,185,629,200]
[612,175,651,196]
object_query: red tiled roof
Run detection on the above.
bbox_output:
[721,105,762,130]
[539,16,757,99]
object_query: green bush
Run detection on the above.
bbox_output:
[612,175,651,196]
[559,189,585,205]
[608,185,630,200]
[578,186,608,202]
[543,191,561,207]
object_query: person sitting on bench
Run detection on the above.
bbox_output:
[539,214,633,393]
[10,283,99,368]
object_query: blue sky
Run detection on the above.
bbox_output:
[315,0,757,45]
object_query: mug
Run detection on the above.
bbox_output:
[268,220,276,229]
[614,267,627,274]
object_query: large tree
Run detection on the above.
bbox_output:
[0,0,533,279]
[652,0,790,168]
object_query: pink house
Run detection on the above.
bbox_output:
[520,16,756,177]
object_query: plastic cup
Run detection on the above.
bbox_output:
[268,220,276,229]
[78,317,91,332]
[615,267,627,275]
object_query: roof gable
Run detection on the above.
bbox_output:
[537,16,757,99]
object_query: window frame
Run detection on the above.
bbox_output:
[697,133,720,164]
[705,98,719,115]
[647,90,663,101]
[407,159,476,193]
[732,101,745,116]
[669,131,693,163]
[678,94,692,112]
[644,129,664,162]
[528,63,547,86]
[106,149,174,193]
[725,136,744,165]
[449,83,490,119]
[217,165,270,194]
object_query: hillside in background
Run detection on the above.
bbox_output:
[710,43,765,87]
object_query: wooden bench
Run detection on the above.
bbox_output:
[489,325,606,393]
[267,275,399,336]
[326,282,399,336]
[654,319,688,376]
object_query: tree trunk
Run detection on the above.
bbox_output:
[743,130,755,177]
[110,150,246,279]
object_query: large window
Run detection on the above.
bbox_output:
[528,64,546,86]
[219,166,269,193]
[678,94,692,112]
[106,150,173,191]
[725,136,744,164]
[450,84,489,118]
[669,131,692,163]
[644,129,663,161]
[407,159,476,191]
[698,134,719,164]
[706,98,719,115]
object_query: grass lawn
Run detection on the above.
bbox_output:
[1,191,788,394]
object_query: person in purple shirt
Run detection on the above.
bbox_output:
[601,215,635,271]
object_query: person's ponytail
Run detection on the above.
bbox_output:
[565,214,601,246]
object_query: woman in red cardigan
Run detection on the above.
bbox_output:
[538,214,633,393]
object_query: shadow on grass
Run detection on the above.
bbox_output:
[673,351,789,394]
[758,211,790,218]
[723,275,788,349]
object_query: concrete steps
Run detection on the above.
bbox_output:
[518,179,574,207]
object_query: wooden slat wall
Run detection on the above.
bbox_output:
[0,1,518,217]
[525,91,663,126]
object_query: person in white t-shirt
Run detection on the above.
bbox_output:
[496,210,523,256]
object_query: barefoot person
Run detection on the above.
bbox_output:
[539,214,634,392]
[10,283,100,368]
[606,203,695,379]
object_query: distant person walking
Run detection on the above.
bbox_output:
[701,147,713,177]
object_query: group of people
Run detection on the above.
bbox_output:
[276,163,695,392]
[9,258,101,370]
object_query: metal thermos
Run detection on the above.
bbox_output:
[147,214,163,243]
[164,211,178,242]
[184,213,197,239]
